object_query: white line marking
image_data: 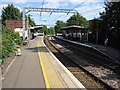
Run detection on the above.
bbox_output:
[42,37,86,89]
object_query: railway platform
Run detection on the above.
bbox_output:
[2,36,85,89]
[56,36,120,64]
[37,36,85,88]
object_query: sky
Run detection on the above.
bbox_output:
[0,0,107,27]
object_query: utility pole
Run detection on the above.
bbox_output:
[27,15,29,39]
[22,8,25,41]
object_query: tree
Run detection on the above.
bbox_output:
[40,25,48,35]
[66,13,88,27]
[54,20,66,33]
[2,4,36,26]
[99,1,120,49]
[2,4,22,25]
[48,27,55,35]
[28,16,36,27]
[1,25,22,61]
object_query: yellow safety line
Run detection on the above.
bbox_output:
[37,40,50,88]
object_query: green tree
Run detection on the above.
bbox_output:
[40,25,48,35]
[2,4,36,26]
[2,4,22,25]
[54,20,66,33]
[1,25,22,61]
[28,16,36,27]
[48,27,55,35]
[66,13,88,27]
[99,1,120,49]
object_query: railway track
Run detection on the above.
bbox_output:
[44,36,115,90]
[51,36,120,89]
[55,37,120,75]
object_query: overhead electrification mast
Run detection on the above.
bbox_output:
[22,7,78,41]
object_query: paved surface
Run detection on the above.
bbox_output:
[2,37,45,88]
[2,36,85,89]
[56,36,120,63]
[87,43,120,62]
[38,36,85,88]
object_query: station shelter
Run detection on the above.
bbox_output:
[61,25,89,43]
[29,26,43,39]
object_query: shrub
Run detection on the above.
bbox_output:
[1,25,22,64]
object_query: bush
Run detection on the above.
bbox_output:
[0,25,22,63]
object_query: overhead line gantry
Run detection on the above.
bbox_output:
[25,7,77,14]
[22,7,78,41]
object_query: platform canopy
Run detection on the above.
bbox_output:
[30,26,43,32]
[30,26,43,30]
[61,25,89,43]
[61,25,88,31]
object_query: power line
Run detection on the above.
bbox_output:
[81,7,104,14]
[58,0,68,9]
[40,0,45,24]
[73,0,88,9]
[85,13,99,18]
[24,7,77,25]
[60,13,73,21]
[41,0,45,8]
[45,12,52,22]
[51,0,85,24]
[72,1,104,19]
[57,14,67,20]
[49,14,65,24]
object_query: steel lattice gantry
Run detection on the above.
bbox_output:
[25,7,77,14]
[22,7,78,41]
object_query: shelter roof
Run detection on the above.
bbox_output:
[61,25,88,30]
[30,26,43,30]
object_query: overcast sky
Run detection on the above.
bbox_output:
[0,0,107,27]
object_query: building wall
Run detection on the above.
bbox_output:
[5,20,22,30]
[15,28,28,38]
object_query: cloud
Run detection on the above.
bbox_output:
[0,4,8,10]
[1,0,28,3]
[15,6,22,12]
[0,4,8,15]
[1,0,119,4]
[42,2,60,8]
[74,2,105,20]
[0,0,106,25]
[33,1,105,25]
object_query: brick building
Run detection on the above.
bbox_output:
[5,20,22,30]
